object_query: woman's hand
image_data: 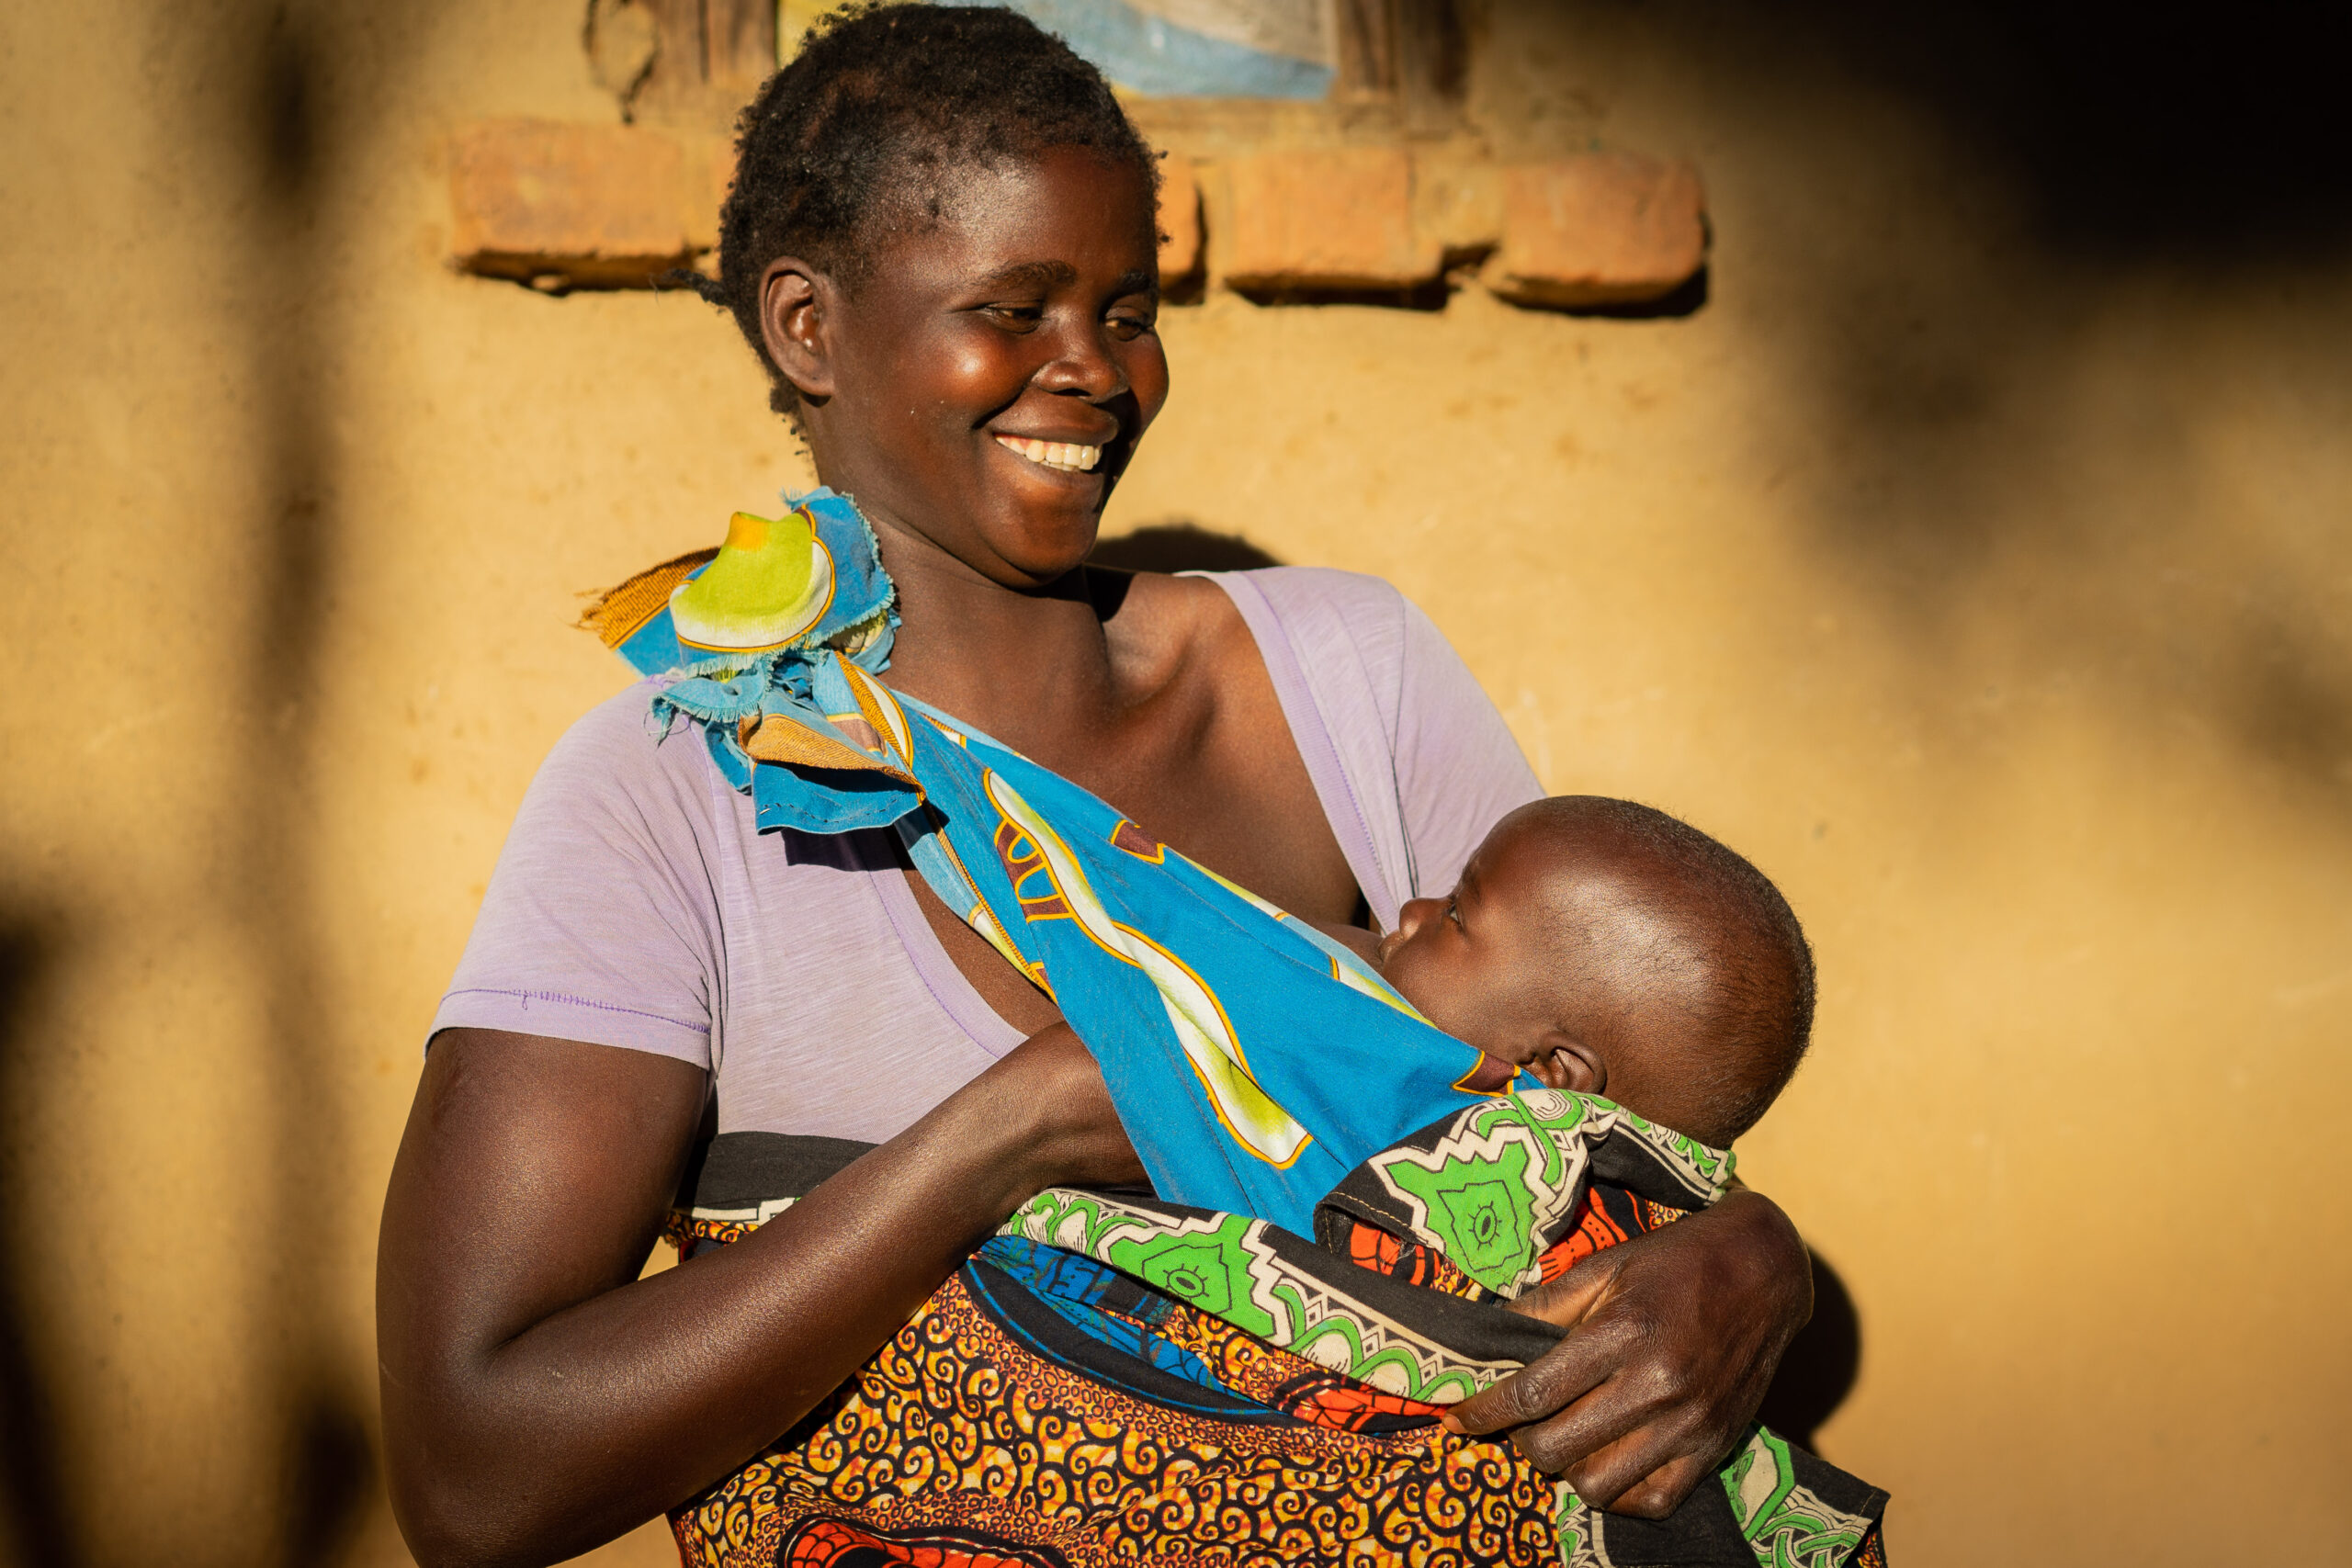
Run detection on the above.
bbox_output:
[378,1023,1135,1568]
[1442,1187,1810,1517]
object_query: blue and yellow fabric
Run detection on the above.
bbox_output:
[586,491,1889,1568]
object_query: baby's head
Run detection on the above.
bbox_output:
[1376,797,1815,1147]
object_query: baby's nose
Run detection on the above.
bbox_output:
[1394,896,1445,938]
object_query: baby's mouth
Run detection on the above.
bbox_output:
[995,434,1104,474]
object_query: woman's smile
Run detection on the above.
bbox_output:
[776,144,1169,589]
[992,434,1105,473]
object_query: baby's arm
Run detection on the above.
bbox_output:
[1306,918,1385,966]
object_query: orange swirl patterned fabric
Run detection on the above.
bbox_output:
[661,1156,1887,1568]
[672,1271,1562,1568]
[614,498,1887,1568]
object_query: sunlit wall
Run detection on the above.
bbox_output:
[3,3,2346,1564]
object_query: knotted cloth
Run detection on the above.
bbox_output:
[582,491,1888,1568]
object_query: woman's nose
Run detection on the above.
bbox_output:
[1035,319,1128,401]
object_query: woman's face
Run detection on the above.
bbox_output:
[767,145,1169,589]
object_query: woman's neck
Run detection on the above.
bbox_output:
[865,515,1125,759]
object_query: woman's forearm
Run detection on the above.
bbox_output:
[379,1025,1128,1568]
[408,1119,1036,1562]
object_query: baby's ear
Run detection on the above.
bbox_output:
[1529,1032,1606,1095]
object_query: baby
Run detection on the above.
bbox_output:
[1328,795,1815,1149]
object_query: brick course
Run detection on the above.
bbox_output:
[447,119,1705,315]
[1219,148,1442,292]
[449,119,698,290]
[1158,155,1202,282]
[1485,153,1707,308]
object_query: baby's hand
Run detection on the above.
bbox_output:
[1456,1053,1518,1093]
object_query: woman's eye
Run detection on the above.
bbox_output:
[985,303,1046,329]
[1107,310,1156,341]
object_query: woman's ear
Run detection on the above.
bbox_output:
[1527,1032,1606,1095]
[759,256,837,402]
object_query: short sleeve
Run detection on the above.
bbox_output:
[1213,567,1542,924]
[428,685,721,1066]
[1390,598,1543,894]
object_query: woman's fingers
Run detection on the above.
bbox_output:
[1477,1341,1722,1516]
[1490,1322,1684,1481]
[1497,1255,1622,1330]
[1567,1445,1716,1520]
[1437,1190,1812,1520]
[1442,1294,1628,1438]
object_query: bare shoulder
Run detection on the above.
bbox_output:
[1093,567,1256,697]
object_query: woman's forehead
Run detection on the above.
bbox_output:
[926,146,1155,233]
[867,150,1159,278]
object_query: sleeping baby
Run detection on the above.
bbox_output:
[1322,795,1815,1152]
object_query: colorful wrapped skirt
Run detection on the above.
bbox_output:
[661,1131,1888,1568]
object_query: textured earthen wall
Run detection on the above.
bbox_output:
[3,3,2347,1564]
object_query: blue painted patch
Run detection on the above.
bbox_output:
[967,0,1333,99]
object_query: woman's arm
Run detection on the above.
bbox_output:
[1442,1185,1811,1516]
[377,1022,1138,1568]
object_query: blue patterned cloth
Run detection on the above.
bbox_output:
[624,489,1529,1235]
[618,495,1886,1568]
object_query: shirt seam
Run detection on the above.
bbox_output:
[442,987,709,1034]
[699,725,739,1080]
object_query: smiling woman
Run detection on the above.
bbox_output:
[755,148,1167,585]
[375,7,1819,1567]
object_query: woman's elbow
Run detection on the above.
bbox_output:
[386,1450,526,1568]
[382,1408,574,1568]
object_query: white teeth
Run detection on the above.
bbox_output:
[996,434,1103,473]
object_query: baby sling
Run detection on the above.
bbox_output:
[582,493,1888,1568]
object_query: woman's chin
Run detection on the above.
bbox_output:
[1001,534,1100,587]
[978,505,1107,584]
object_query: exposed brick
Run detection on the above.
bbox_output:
[1413,157,1505,255]
[686,137,736,254]
[1158,154,1201,282]
[1220,148,1441,293]
[449,119,697,290]
[1485,154,1706,309]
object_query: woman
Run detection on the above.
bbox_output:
[377,9,1812,1565]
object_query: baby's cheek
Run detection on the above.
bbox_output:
[1404,979,1490,1051]
[1382,949,1443,1019]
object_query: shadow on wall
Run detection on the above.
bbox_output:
[1543,0,2352,813]
[1090,521,1285,574]
[246,9,376,1565]
[0,7,384,1551]
[1757,1251,1861,1456]
[1763,0,2352,259]
[0,917,79,1568]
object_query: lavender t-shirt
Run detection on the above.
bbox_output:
[431,569,1541,1142]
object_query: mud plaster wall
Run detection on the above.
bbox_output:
[3,2,2349,1564]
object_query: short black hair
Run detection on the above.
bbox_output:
[683,3,1160,417]
[1542,796,1818,1145]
